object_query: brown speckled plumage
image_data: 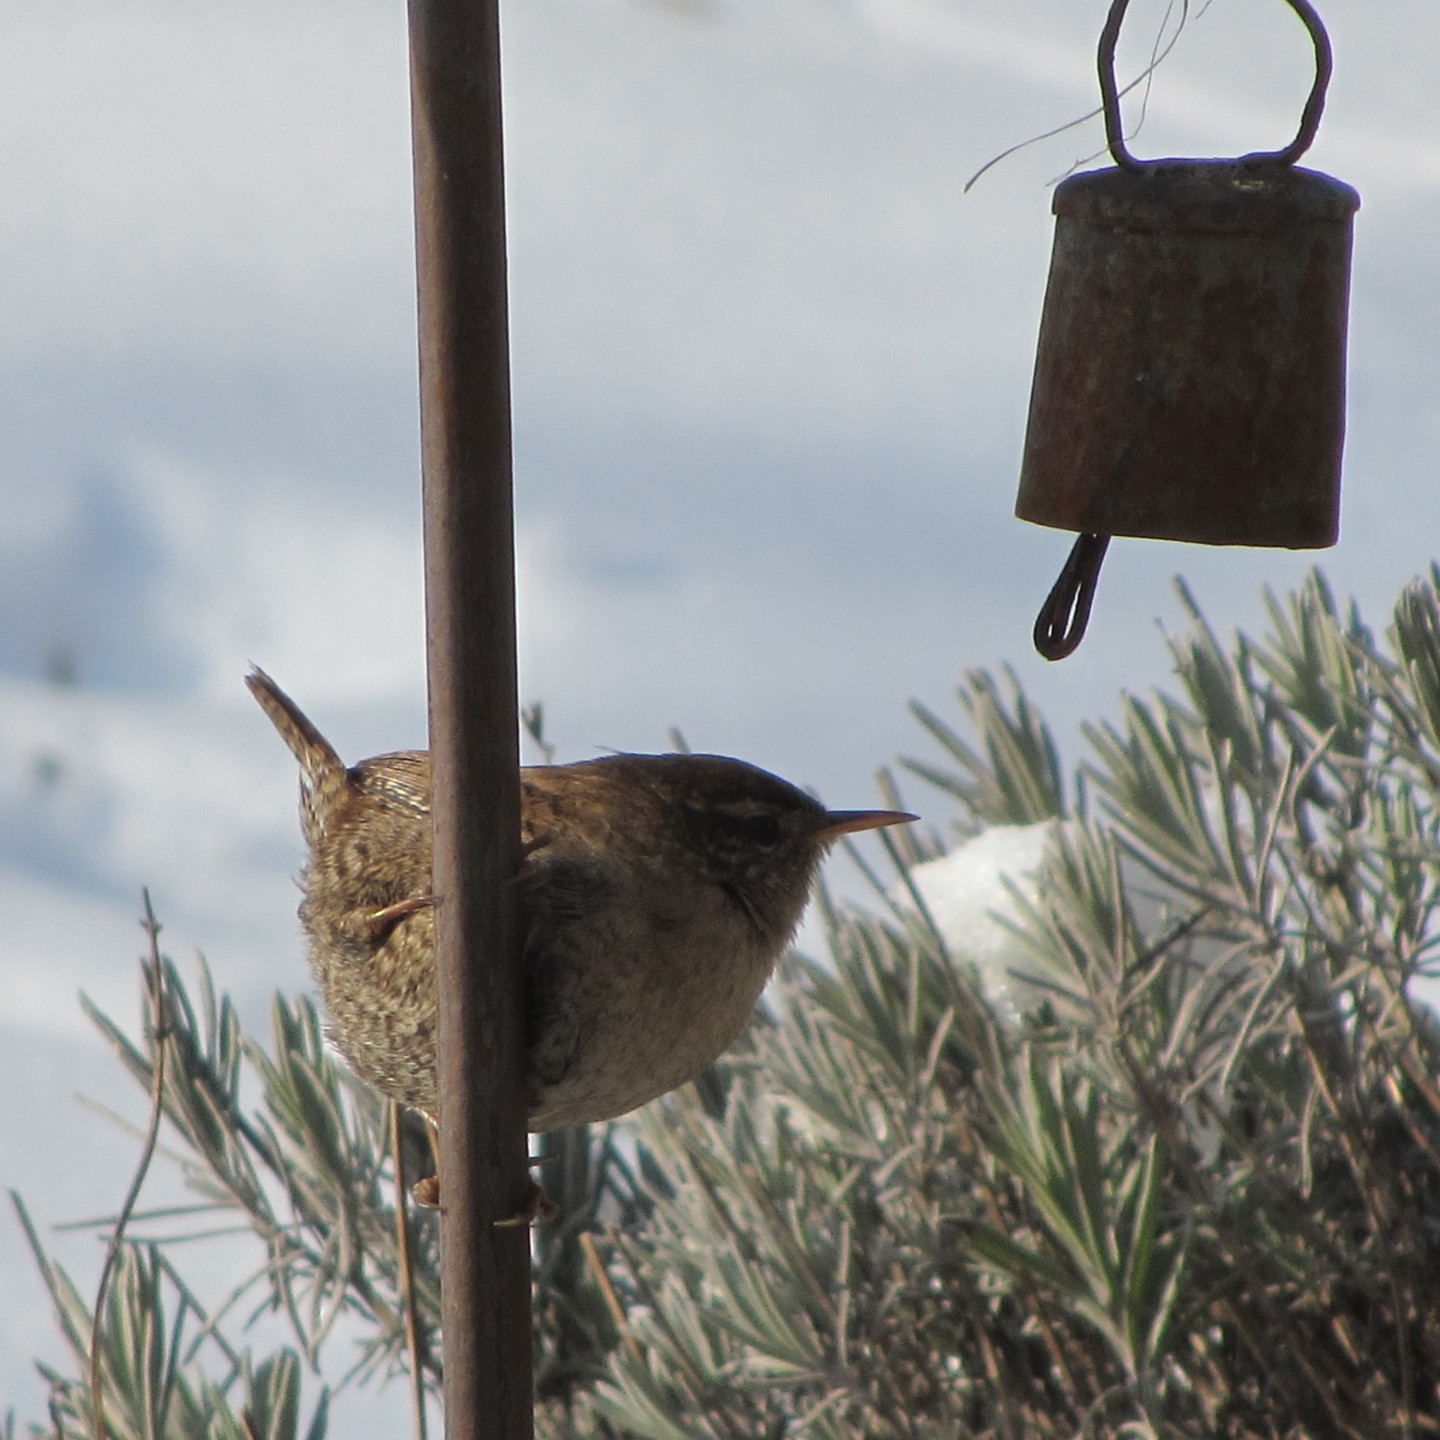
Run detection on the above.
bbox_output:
[246,668,913,1132]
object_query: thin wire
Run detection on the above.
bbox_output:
[1098,0,1332,172]
[963,0,1201,193]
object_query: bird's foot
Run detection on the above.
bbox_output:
[409,1156,556,1225]
[495,1180,558,1228]
[361,894,435,943]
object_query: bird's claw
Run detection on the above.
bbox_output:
[495,1180,558,1228]
[362,895,435,942]
[409,1174,556,1226]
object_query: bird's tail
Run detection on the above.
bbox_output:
[246,667,350,850]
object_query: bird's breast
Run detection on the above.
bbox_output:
[525,874,778,1130]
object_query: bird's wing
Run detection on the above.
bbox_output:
[521,849,618,1097]
[353,752,432,817]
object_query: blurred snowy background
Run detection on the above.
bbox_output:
[3,0,1438,1424]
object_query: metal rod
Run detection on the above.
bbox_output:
[1097,0,1332,172]
[1033,533,1109,661]
[407,0,533,1434]
[1097,0,1143,174]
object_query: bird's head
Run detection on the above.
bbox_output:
[639,753,916,941]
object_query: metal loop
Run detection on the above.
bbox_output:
[1033,533,1109,661]
[1098,0,1332,173]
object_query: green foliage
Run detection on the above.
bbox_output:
[12,1194,330,1440]
[578,569,1440,1439]
[15,569,1440,1438]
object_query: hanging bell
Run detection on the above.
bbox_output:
[1016,0,1359,658]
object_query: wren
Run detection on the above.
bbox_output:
[247,668,914,1132]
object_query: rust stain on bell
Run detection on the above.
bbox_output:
[1016,162,1360,548]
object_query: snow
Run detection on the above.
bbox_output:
[895,822,1062,1015]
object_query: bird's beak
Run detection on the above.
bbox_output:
[814,809,918,843]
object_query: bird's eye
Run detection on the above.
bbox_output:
[738,813,783,847]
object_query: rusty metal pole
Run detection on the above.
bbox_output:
[408,0,533,1433]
